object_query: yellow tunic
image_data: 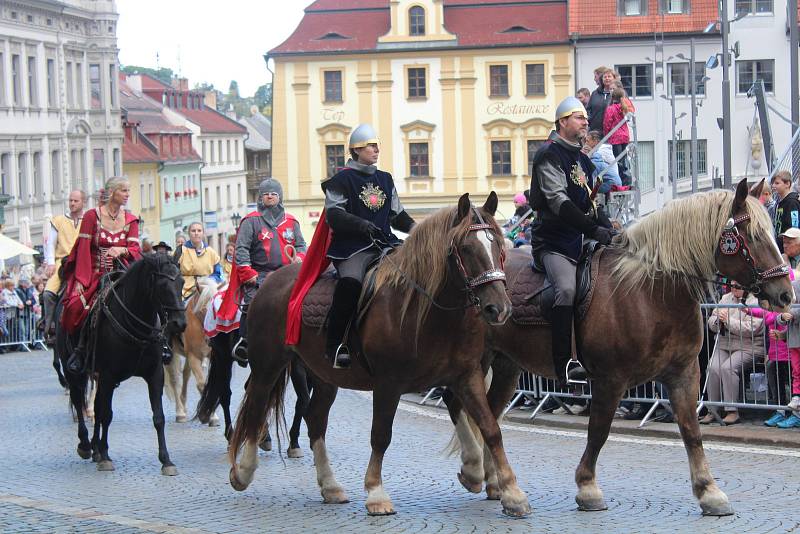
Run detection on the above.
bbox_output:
[45,214,82,293]
[178,244,220,299]
[221,257,233,280]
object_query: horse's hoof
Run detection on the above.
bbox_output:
[91,452,101,463]
[501,491,532,518]
[161,465,178,476]
[96,460,115,472]
[77,446,92,460]
[701,501,734,516]
[287,447,303,458]
[457,471,483,494]
[501,501,532,518]
[208,418,220,428]
[576,496,608,511]
[366,503,396,516]
[485,484,501,501]
[259,439,272,452]
[321,487,350,504]
[229,467,248,491]
[175,415,188,423]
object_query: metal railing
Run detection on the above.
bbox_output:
[0,310,46,352]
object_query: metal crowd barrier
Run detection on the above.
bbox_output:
[418,302,798,428]
[0,310,46,352]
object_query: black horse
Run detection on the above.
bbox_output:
[56,254,187,474]
[196,329,313,457]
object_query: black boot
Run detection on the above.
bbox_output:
[67,343,86,374]
[232,312,249,367]
[551,305,588,386]
[161,341,173,366]
[325,277,362,368]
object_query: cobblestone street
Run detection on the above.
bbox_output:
[2,350,799,533]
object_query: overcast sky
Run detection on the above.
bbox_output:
[117,0,307,96]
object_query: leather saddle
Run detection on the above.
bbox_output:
[510,243,604,326]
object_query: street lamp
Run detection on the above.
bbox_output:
[231,212,242,229]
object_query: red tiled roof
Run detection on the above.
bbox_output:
[129,110,190,135]
[569,0,719,36]
[122,125,162,164]
[271,0,569,55]
[180,107,248,135]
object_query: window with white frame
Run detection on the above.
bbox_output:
[491,141,512,175]
[0,53,6,105]
[736,59,774,94]
[11,55,20,106]
[616,64,653,97]
[17,152,28,199]
[27,56,37,107]
[637,141,655,192]
[89,63,101,109]
[0,153,9,195]
[620,0,646,15]
[50,150,60,195]
[409,6,425,36]
[735,0,772,15]
[662,0,688,13]
[668,62,706,96]
[47,59,56,107]
[668,139,707,180]
[409,142,429,176]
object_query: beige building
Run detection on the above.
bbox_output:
[268,0,573,234]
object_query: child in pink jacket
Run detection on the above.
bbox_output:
[603,86,634,185]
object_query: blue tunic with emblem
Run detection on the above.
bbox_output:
[322,167,401,259]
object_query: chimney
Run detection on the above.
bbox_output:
[203,90,217,110]
[171,77,189,91]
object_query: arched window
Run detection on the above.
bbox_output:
[409,6,425,36]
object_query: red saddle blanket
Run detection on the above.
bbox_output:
[509,247,603,326]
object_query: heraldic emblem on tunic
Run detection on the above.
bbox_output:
[359,183,386,212]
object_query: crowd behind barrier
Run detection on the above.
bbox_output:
[419,302,799,428]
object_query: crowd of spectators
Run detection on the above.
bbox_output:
[0,263,47,351]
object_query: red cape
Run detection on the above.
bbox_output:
[216,212,260,322]
[285,210,332,345]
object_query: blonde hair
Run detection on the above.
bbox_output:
[612,86,631,113]
[100,177,129,205]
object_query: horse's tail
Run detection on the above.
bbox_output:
[444,367,493,457]
[228,361,290,470]
[196,336,231,423]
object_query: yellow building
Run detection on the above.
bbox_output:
[268,0,573,233]
[122,115,162,243]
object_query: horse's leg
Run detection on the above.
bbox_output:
[53,351,67,389]
[362,388,402,516]
[94,377,116,472]
[146,364,178,476]
[187,346,217,426]
[574,380,627,511]
[179,354,191,423]
[85,377,97,420]
[306,381,348,504]
[287,360,310,458]
[220,338,234,442]
[664,363,733,516]
[68,378,91,459]
[164,353,186,423]
[482,359,520,501]
[456,371,530,517]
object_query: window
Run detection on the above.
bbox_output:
[668,139,708,180]
[409,142,429,176]
[12,54,20,106]
[620,0,647,15]
[75,63,83,107]
[737,60,774,94]
[226,140,231,163]
[32,152,41,199]
[735,0,772,15]
[109,64,117,107]
[409,6,425,36]
[0,53,4,105]
[93,148,105,186]
[491,141,512,175]
[218,140,223,163]
[148,183,154,207]
[27,56,37,106]
[210,140,215,163]
[668,63,706,95]
[637,141,655,192]
[489,65,509,97]
[139,183,145,208]
[525,64,545,96]
[80,149,87,186]
[325,145,345,178]
[323,70,342,102]
[204,187,209,207]
[662,0,687,13]
[50,150,60,194]
[616,64,653,97]
[17,152,27,200]
[89,63,101,108]
[0,154,9,195]
[46,59,56,107]
[237,183,242,205]
[235,140,240,162]
[226,184,231,208]
[216,186,221,210]
[65,61,73,107]
[407,67,427,98]
[526,140,545,174]
[201,140,207,161]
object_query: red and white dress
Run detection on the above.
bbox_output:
[60,208,142,333]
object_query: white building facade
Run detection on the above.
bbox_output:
[0,0,123,242]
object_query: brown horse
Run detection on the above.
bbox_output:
[444,179,793,516]
[227,192,531,517]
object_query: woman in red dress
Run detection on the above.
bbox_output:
[63,177,142,373]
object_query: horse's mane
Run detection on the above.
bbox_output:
[194,278,217,315]
[612,190,776,299]
[373,205,503,329]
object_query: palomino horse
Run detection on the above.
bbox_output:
[165,279,219,425]
[57,254,187,474]
[196,329,313,458]
[445,180,793,516]
[228,193,531,517]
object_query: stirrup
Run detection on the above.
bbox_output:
[332,343,351,369]
[231,338,248,367]
[565,360,588,385]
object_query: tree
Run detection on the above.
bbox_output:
[254,84,272,107]
[121,65,173,85]
[228,80,239,99]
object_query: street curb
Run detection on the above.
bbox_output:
[401,396,800,450]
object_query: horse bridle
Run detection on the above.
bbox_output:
[717,213,790,295]
[450,207,507,306]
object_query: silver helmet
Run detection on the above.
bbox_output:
[349,123,380,149]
